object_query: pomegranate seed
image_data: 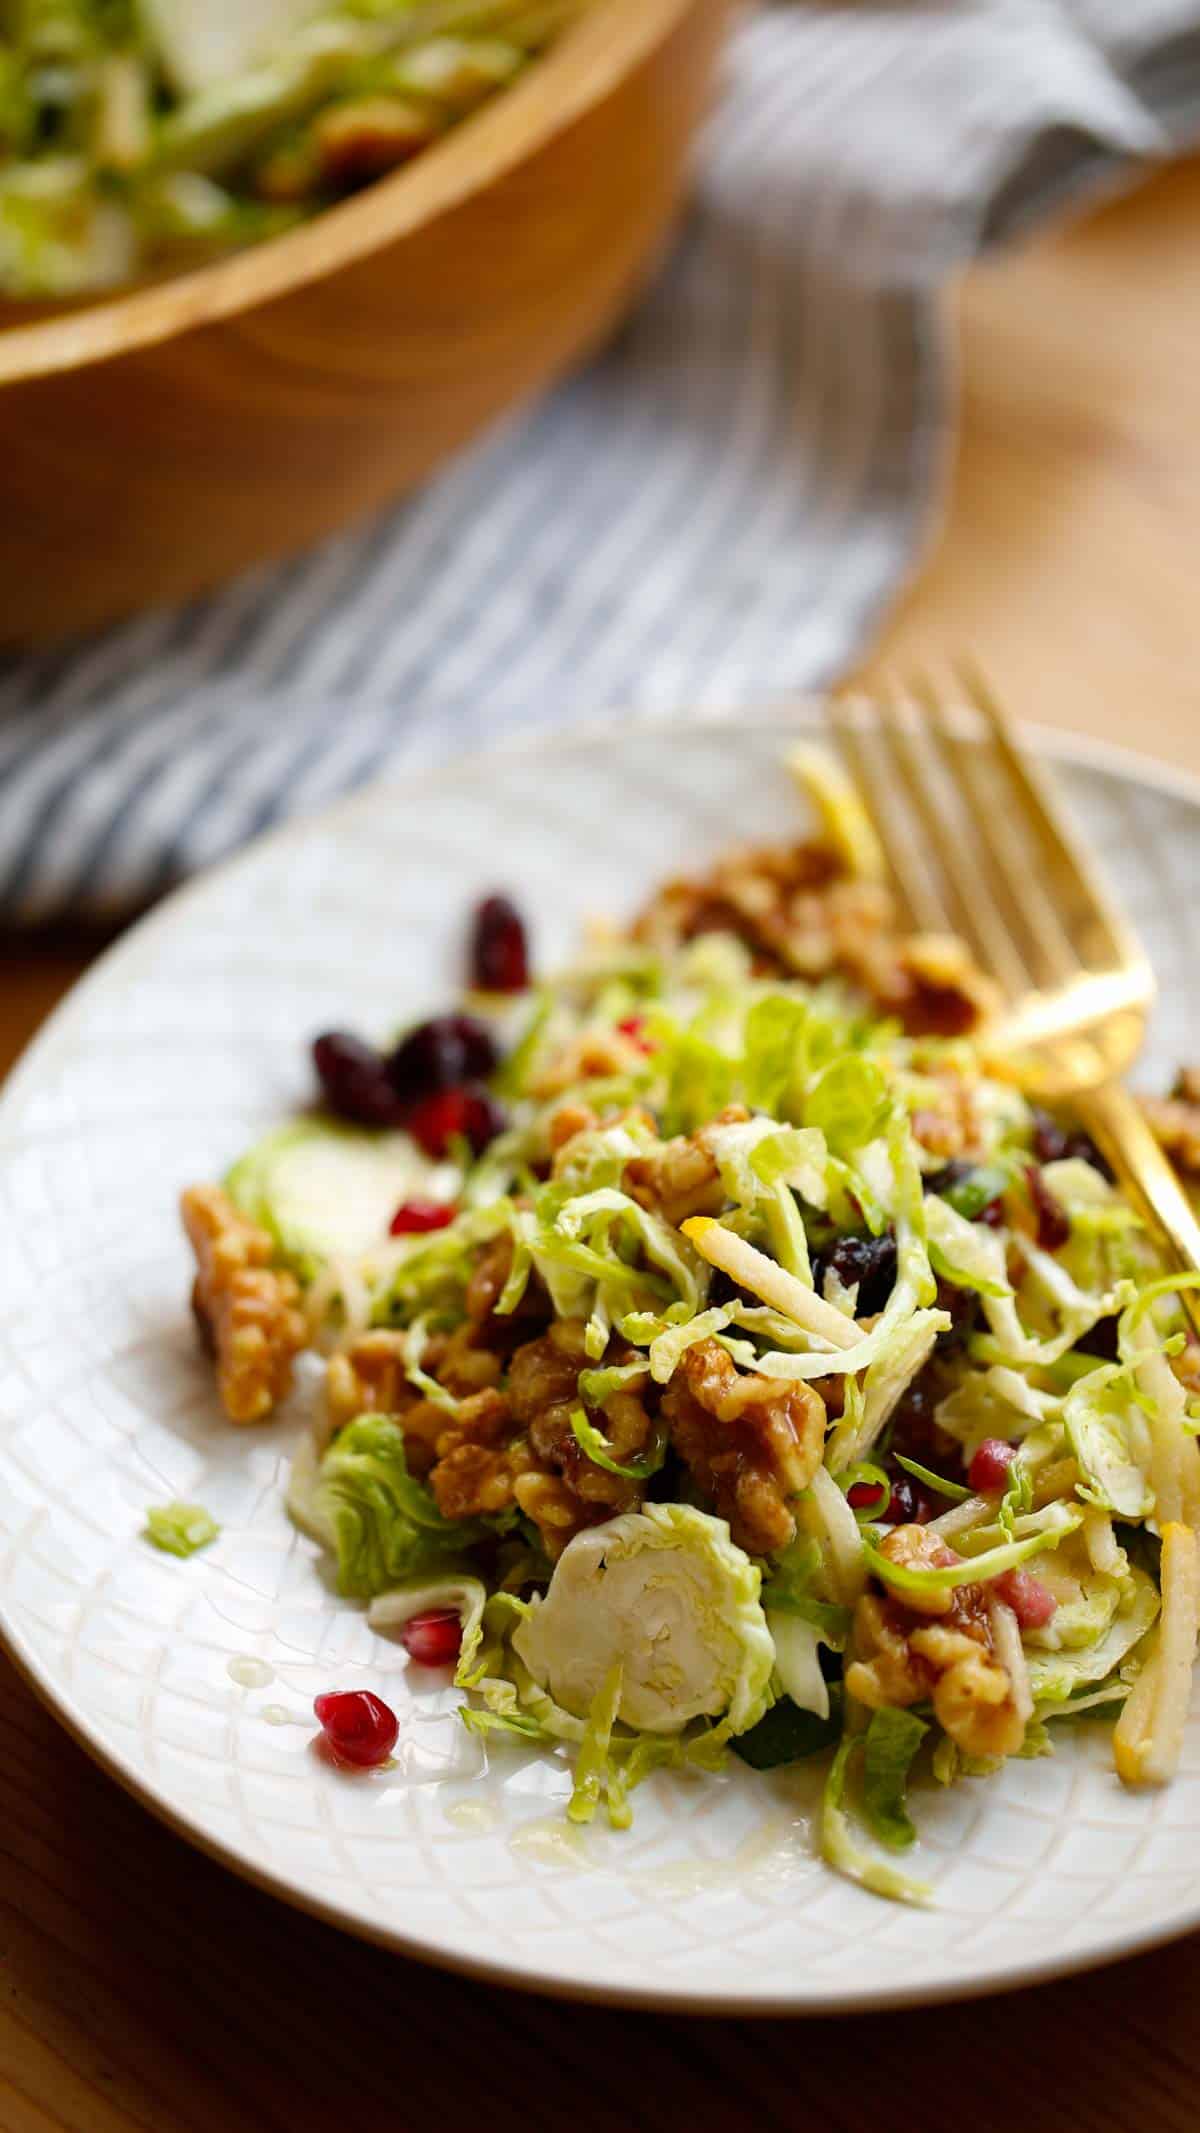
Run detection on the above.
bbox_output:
[847,1480,889,1512]
[617,1014,655,1053]
[389,1197,457,1236]
[407,1084,506,1160]
[470,894,529,993]
[994,1569,1058,1630]
[313,1689,398,1768]
[313,1031,406,1128]
[387,1013,498,1102]
[969,1438,1017,1493]
[401,1609,463,1667]
[1026,1165,1071,1252]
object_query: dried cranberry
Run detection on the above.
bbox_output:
[879,1471,936,1525]
[968,1438,1017,1493]
[1031,1109,1111,1176]
[994,1569,1057,1630]
[313,1689,399,1768]
[470,894,529,993]
[389,1198,457,1236]
[1078,1314,1120,1360]
[407,1083,506,1159]
[978,1197,1006,1227]
[935,1282,982,1354]
[887,1376,942,1463]
[1026,1165,1071,1252]
[313,1031,405,1128]
[708,1268,756,1309]
[387,1013,498,1102]
[812,1230,897,1317]
[401,1610,463,1667]
[847,1480,889,1513]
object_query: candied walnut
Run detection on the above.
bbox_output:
[507,1320,654,1539]
[430,1434,533,1522]
[893,935,1000,1039]
[630,840,995,1034]
[1140,1073,1200,1177]
[424,1390,531,1519]
[528,1028,649,1100]
[465,1235,516,1322]
[413,1315,660,1555]
[550,1102,658,1180]
[768,875,896,983]
[547,1099,600,1153]
[512,1469,581,1545]
[910,1070,987,1162]
[428,1326,503,1398]
[632,838,841,967]
[661,1338,825,1555]
[325,1329,412,1439]
[508,1317,591,1432]
[463,1233,548,1344]
[911,1624,1026,1759]
[843,1593,926,1706]
[846,1541,1024,1759]
[182,1184,306,1425]
[325,1324,505,1473]
[433,1387,513,1455]
[625,1104,750,1229]
[874,1523,962,1618]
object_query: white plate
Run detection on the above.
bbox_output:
[4,706,1200,2016]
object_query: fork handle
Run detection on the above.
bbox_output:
[1075,1081,1200,1343]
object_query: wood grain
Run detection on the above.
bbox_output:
[0,0,727,646]
[855,156,1200,764]
[6,148,1200,2133]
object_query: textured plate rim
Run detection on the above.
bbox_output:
[3,698,1199,2017]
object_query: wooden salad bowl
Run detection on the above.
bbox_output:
[0,0,729,646]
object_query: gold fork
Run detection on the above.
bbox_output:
[824,663,1200,1337]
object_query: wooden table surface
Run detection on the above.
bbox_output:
[6,155,1200,2133]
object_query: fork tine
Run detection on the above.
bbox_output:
[911,667,1082,989]
[894,676,1032,1003]
[955,658,1141,972]
[825,694,950,934]
[869,691,1027,1006]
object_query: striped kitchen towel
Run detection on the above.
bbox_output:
[2,0,1199,925]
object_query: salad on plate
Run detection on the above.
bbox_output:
[180,751,1200,1903]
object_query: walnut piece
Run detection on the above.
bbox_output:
[329,1307,658,1556]
[325,1328,411,1440]
[528,1028,648,1100]
[912,1623,1026,1760]
[845,1529,1025,1760]
[631,839,995,1035]
[427,1392,532,1521]
[625,1105,749,1230]
[507,1319,654,1543]
[181,1184,307,1425]
[661,1337,825,1555]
